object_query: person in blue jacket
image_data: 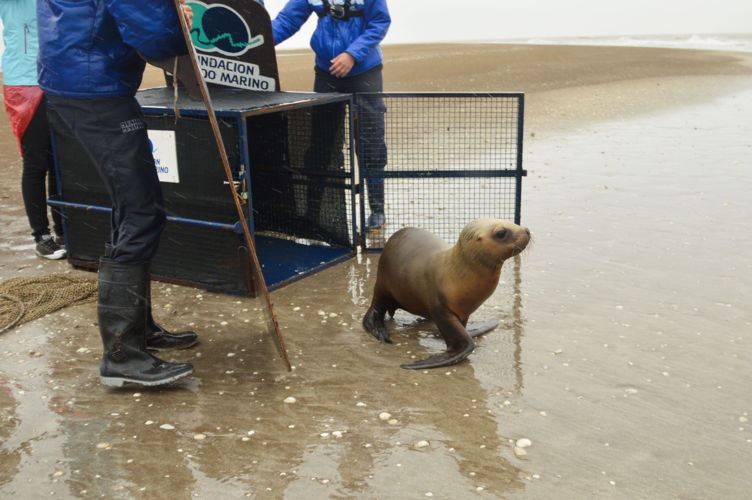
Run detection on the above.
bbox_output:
[0,0,66,260]
[272,0,391,231]
[37,0,198,387]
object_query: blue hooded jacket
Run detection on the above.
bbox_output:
[272,0,390,78]
[36,0,188,98]
[0,0,39,86]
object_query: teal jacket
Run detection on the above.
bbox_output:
[0,0,39,86]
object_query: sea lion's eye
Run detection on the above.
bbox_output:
[495,229,508,239]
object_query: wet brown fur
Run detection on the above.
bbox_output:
[363,219,530,369]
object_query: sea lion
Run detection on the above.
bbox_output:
[362,219,531,369]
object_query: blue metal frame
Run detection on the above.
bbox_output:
[267,253,353,291]
[47,199,243,233]
[365,170,523,178]
[515,95,525,225]
[236,116,255,236]
[48,126,71,251]
[138,88,352,120]
[346,95,359,249]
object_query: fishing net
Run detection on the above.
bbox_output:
[0,274,97,334]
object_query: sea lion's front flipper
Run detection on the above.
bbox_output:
[467,320,500,338]
[362,305,392,344]
[401,307,475,370]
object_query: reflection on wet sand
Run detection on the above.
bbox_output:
[0,376,21,489]
[0,250,529,498]
[512,256,524,395]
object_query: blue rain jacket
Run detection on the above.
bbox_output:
[0,0,39,86]
[272,0,390,77]
[36,0,188,98]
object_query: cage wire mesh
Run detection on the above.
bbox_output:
[355,93,525,249]
[249,100,356,249]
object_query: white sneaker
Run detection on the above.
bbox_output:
[36,234,67,260]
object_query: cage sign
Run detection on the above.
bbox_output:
[197,54,276,91]
[186,0,280,91]
[148,130,180,184]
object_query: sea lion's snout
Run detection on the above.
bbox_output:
[518,226,531,245]
[514,226,531,254]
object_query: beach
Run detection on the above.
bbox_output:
[2,42,752,499]
[143,41,752,134]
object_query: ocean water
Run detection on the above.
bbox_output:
[3,31,751,73]
[497,33,752,53]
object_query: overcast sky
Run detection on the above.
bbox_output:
[1,1,749,54]
[266,0,752,49]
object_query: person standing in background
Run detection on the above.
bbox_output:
[0,0,66,259]
[272,0,391,231]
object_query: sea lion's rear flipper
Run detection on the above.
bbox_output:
[400,344,475,370]
[467,320,500,338]
[401,307,475,370]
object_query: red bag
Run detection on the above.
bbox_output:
[3,85,44,155]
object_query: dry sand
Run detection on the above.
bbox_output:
[143,42,752,134]
[2,43,752,499]
[277,43,752,132]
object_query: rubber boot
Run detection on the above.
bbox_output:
[366,179,386,231]
[144,284,199,351]
[98,257,193,387]
[105,243,198,352]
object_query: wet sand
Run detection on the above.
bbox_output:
[2,43,752,498]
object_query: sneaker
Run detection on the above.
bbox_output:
[366,212,386,232]
[54,234,65,247]
[36,234,67,260]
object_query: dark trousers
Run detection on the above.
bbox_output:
[21,97,63,239]
[312,65,387,210]
[46,95,165,264]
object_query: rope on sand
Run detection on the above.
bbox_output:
[0,293,25,334]
[0,274,97,334]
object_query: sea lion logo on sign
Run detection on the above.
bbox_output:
[189,2,262,56]
[187,1,277,91]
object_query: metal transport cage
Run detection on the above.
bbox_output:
[49,89,525,295]
[50,88,357,296]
